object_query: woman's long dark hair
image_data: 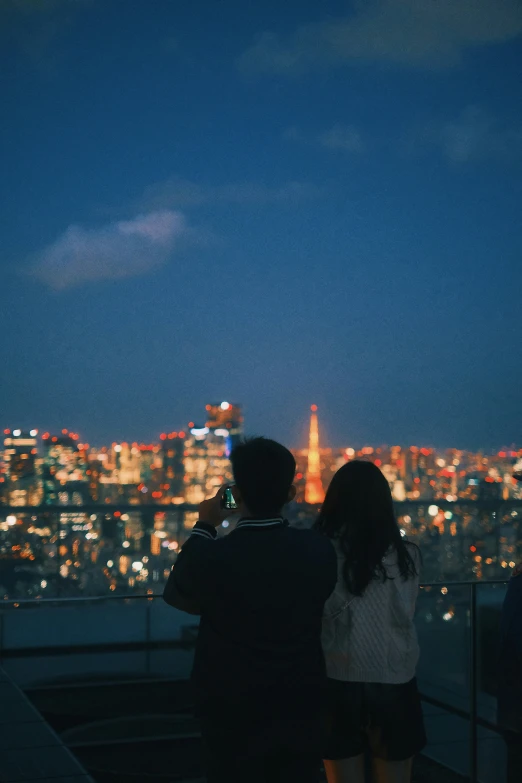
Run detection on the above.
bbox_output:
[315,460,419,596]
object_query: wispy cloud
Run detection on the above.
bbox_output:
[319,124,364,153]
[28,211,190,290]
[284,124,364,153]
[133,177,320,212]
[240,0,522,75]
[439,106,522,163]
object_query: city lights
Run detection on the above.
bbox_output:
[0,402,521,603]
[191,427,209,438]
[305,405,324,504]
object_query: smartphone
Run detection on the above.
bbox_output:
[221,486,238,510]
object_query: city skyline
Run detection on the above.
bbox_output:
[2,403,521,512]
[1,407,520,453]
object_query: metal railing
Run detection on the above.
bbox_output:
[418,579,509,783]
[0,579,513,783]
[1,495,519,782]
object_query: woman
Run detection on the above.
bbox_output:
[316,460,426,783]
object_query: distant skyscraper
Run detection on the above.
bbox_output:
[159,432,185,500]
[305,405,325,505]
[2,428,40,505]
[113,443,142,486]
[182,402,241,504]
[41,430,91,505]
[183,425,233,505]
[205,402,243,449]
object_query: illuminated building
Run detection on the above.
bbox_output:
[90,443,162,503]
[41,430,91,505]
[479,475,503,501]
[305,406,325,505]
[2,429,40,505]
[137,444,161,487]
[181,403,241,504]
[184,425,233,504]
[151,532,162,555]
[205,402,243,449]
[159,433,184,500]
[114,443,141,485]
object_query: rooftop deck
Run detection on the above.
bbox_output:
[0,579,511,782]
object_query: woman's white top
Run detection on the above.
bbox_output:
[322,540,421,684]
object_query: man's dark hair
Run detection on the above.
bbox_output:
[230,437,296,516]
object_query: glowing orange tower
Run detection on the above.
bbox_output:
[305,405,325,505]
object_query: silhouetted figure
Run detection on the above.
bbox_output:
[498,563,522,783]
[315,460,426,783]
[163,437,337,783]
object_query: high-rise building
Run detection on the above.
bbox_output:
[159,432,185,500]
[305,406,325,505]
[113,443,142,485]
[184,410,234,504]
[41,430,91,505]
[2,429,40,505]
[205,402,243,449]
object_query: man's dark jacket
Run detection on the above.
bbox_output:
[163,517,337,749]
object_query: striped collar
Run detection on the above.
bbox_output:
[235,517,286,531]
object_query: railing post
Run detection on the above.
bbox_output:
[57,510,62,599]
[469,582,478,783]
[145,598,151,675]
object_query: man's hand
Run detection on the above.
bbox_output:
[198,486,230,529]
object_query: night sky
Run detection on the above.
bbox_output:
[1,0,521,450]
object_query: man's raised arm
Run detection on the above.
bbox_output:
[163,487,229,615]
[163,522,218,615]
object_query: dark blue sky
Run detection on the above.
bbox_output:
[1,0,521,450]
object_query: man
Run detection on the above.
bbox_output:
[163,437,337,783]
[498,562,522,783]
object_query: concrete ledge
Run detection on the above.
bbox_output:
[0,666,94,783]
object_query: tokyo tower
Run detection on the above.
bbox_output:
[305,405,325,505]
